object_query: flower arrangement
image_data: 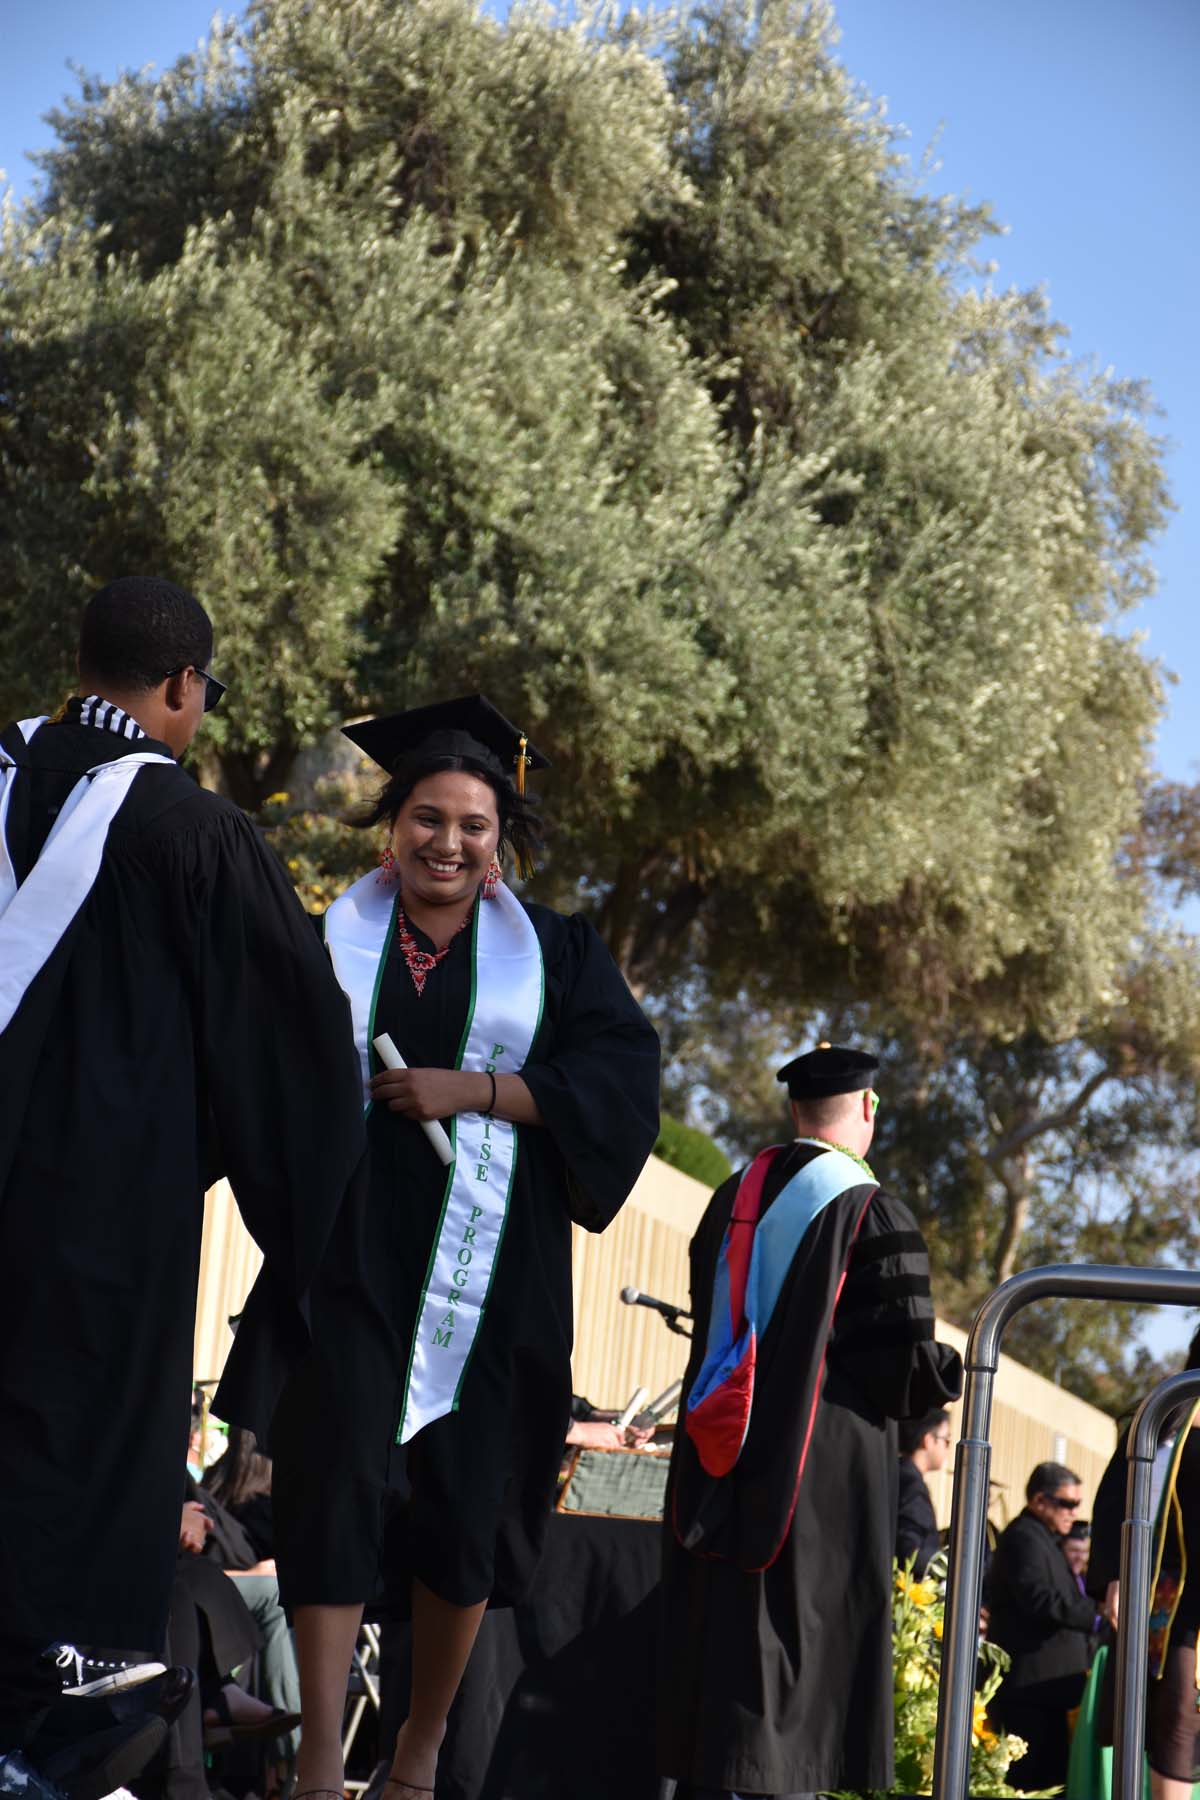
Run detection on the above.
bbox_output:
[841,1552,1052,1798]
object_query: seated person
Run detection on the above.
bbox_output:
[135,1495,299,1800]
[200,1430,300,1766]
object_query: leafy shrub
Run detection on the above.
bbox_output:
[654,1114,733,1190]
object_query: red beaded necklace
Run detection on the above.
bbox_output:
[395,900,472,996]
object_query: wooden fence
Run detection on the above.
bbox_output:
[195,1160,1117,1522]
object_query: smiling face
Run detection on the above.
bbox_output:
[389,769,502,909]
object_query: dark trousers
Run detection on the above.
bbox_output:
[989,1671,1086,1791]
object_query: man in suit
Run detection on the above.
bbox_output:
[896,1409,951,1577]
[985,1460,1097,1788]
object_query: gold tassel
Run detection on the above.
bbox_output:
[513,735,535,880]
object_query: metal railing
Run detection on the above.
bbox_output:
[1111,1369,1200,1800]
[931,1265,1200,1800]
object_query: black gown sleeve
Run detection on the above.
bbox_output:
[1087,1425,1129,1597]
[180,806,367,1300]
[828,1189,963,1420]
[519,913,660,1231]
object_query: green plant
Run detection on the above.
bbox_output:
[837,1552,1052,1798]
[653,1114,733,1189]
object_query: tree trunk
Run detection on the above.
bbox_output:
[596,855,654,980]
[991,1148,1031,1286]
[215,742,301,813]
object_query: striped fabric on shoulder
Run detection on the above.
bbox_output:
[70,695,147,741]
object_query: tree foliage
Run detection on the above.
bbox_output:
[0,0,1186,1397]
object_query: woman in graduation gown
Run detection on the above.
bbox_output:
[218,695,660,1800]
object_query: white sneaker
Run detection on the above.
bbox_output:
[50,1645,168,1698]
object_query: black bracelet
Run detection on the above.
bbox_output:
[484,1072,497,1116]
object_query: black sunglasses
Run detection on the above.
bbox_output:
[166,665,227,713]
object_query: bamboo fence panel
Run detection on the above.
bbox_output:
[194,1162,1119,1525]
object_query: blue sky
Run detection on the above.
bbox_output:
[3,1,1198,1357]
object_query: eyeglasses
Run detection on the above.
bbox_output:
[869,1090,880,1116]
[1048,1495,1081,1511]
[166,666,227,713]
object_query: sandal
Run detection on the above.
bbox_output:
[202,1686,303,1748]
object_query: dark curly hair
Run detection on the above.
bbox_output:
[79,575,212,692]
[353,746,542,872]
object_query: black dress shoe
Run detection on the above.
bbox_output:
[110,1667,195,1730]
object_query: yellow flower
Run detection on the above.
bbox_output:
[933,1617,944,1639]
[898,1575,937,1607]
[971,1698,997,1745]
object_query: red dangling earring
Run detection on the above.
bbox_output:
[377,840,397,886]
[482,857,501,900]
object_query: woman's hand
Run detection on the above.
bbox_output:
[1103,1579,1119,1629]
[565,1419,656,1451]
[368,1066,486,1121]
[180,1500,211,1555]
[368,1066,543,1126]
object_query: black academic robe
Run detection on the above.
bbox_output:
[657,1140,962,1795]
[218,898,660,1613]
[0,715,364,1659]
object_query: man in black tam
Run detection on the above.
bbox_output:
[0,578,364,1792]
[657,1044,963,1800]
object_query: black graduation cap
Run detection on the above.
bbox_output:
[342,694,549,787]
[775,1042,879,1100]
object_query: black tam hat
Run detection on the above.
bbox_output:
[342,693,549,786]
[776,1042,879,1100]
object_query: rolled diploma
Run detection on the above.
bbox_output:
[617,1386,650,1431]
[372,1033,455,1166]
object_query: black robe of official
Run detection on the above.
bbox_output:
[0,714,365,1662]
[218,899,660,1613]
[658,1140,962,1795]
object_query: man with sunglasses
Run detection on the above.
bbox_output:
[984,1460,1096,1789]
[0,578,364,1794]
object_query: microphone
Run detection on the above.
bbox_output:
[620,1286,693,1337]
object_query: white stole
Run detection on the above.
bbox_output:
[323,871,544,1441]
[0,718,175,1037]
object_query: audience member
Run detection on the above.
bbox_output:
[1063,1518,1091,1593]
[138,1487,300,1800]
[985,1460,1095,1789]
[896,1409,951,1577]
[200,1429,300,1768]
